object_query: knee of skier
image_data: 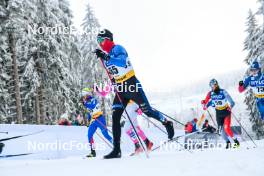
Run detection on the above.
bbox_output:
[223,124,229,132]
[112,104,124,111]
[139,103,151,114]
[102,129,111,138]
[126,128,133,136]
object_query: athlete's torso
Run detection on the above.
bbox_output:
[84,97,103,119]
[247,74,264,98]
[104,45,135,83]
[209,89,229,110]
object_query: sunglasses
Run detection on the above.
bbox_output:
[250,69,259,72]
[97,37,105,44]
[210,83,217,88]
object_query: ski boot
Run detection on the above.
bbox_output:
[163,120,174,139]
[144,138,153,151]
[233,139,240,148]
[134,143,143,154]
[104,142,121,159]
[226,141,231,149]
[86,149,96,158]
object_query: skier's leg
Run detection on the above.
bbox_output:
[223,115,234,138]
[136,126,147,141]
[124,113,139,144]
[220,127,231,149]
[87,122,98,157]
[97,115,113,143]
[87,122,98,147]
[112,95,129,145]
[220,126,229,142]
[123,103,147,141]
[104,94,129,159]
[224,113,240,147]
[125,78,174,139]
[216,114,230,148]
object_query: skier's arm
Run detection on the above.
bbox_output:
[108,45,128,67]
[87,113,92,123]
[201,92,211,109]
[223,90,235,108]
[238,77,250,93]
[84,98,98,110]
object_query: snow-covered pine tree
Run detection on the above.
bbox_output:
[0,0,12,123]
[26,0,83,123]
[0,0,83,124]
[244,7,264,139]
[0,0,40,123]
[80,4,113,125]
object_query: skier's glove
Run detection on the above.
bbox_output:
[94,49,110,61]
[201,100,207,110]
[239,80,244,87]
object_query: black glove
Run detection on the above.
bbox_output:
[94,49,109,61]
[239,80,244,87]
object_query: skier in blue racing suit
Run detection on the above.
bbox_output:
[94,29,175,159]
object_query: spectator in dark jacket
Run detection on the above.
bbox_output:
[202,119,216,133]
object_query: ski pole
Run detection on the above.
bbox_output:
[141,114,168,135]
[98,58,149,158]
[152,107,185,126]
[94,118,113,134]
[206,110,217,127]
[95,131,113,149]
[0,130,44,142]
[231,112,257,148]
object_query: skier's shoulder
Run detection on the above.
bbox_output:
[260,73,264,80]
[112,44,127,55]
[219,88,226,93]
[208,90,214,96]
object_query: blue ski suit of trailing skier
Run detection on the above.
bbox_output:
[239,62,264,120]
[83,96,112,148]
[95,30,174,154]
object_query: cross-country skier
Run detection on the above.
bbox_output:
[94,29,174,159]
[96,86,153,154]
[239,61,264,120]
[201,79,240,149]
[81,88,113,157]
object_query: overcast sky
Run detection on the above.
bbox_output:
[69,0,258,92]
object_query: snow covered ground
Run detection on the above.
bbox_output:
[1,124,263,176]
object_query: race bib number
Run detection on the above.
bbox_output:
[256,87,264,93]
